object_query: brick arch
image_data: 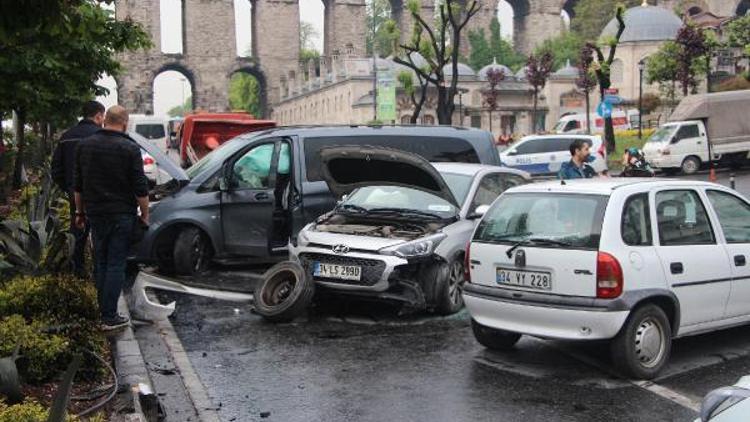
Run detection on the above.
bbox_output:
[737,0,750,15]
[151,62,196,112]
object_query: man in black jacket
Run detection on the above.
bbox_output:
[52,101,104,277]
[74,105,149,330]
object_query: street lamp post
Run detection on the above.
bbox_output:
[637,59,644,140]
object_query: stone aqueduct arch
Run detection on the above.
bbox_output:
[115,0,746,117]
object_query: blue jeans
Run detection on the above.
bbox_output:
[89,214,134,320]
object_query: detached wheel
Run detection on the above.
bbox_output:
[471,319,521,351]
[254,261,314,323]
[610,304,671,380]
[173,227,212,276]
[681,156,701,175]
[433,256,466,315]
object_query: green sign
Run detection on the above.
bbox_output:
[376,68,396,122]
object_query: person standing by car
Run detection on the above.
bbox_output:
[74,105,149,330]
[52,100,104,277]
[558,139,597,180]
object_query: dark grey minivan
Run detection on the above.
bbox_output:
[135,125,501,275]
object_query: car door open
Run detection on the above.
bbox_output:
[220,139,290,256]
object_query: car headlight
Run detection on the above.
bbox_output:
[380,233,447,258]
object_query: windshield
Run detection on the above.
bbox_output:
[474,192,608,249]
[553,120,567,132]
[440,172,473,205]
[341,185,458,219]
[185,137,246,179]
[648,126,677,143]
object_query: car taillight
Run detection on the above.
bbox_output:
[596,252,623,298]
[464,243,471,283]
[143,157,155,165]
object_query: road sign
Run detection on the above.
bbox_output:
[604,94,624,105]
[376,69,396,122]
[596,101,613,118]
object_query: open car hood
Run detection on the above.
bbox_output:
[319,146,459,207]
[130,132,189,183]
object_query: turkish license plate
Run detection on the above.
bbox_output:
[496,267,552,290]
[313,262,362,281]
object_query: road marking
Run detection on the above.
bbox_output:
[630,380,701,412]
[552,343,702,412]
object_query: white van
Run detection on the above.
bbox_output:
[499,134,608,176]
[553,111,633,134]
[128,115,169,153]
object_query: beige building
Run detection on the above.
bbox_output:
[273,55,581,136]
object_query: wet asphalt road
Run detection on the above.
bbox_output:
[162,290,750,422]
[152,168,750,422]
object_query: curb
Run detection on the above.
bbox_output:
[147,291,222,422]
[111,295,153,422]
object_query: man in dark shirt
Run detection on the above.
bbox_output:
[74,105,150,330]
[51,101,104,277]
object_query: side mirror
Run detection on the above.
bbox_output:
[467,204,490,220]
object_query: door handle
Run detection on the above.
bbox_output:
[670,262,683,274]
[735,255,746,267]
[254,192,270,201]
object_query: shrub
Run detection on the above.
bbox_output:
[0,275,107,381]
[0,315,69,383]
[0,275,98,322]
[0,398,78,422]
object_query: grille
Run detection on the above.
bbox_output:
[298,253,386,287]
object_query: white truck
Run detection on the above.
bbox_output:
[643,90,750,174]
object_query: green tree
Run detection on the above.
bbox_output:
[397,70,428,123]
[229,73,263,117]
[724,14,750,75]
[300,20,321,62]
[167,96,193,118]
[535,31,584,70]
[588,4,626,152]
[467,28,492,71]
[646,40,680,109]
[366,0,397,57]
[0,1,150,188]
[525,52,554,133]
[488,18,524,70]
[390,0,481,124]
[570,0,641,41]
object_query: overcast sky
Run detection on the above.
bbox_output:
[99,0,516,116]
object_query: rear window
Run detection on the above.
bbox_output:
[474,192,608,249]
[303,136,480,181]
[135,124,166,139]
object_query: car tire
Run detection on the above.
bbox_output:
[471,319,521,351]
[173,227,212,276]
[681,156,701,175]
[253,261,314,323]
[610,304,672,380]
[433,256,466,315]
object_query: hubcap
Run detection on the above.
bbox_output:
[448,261,464,305]
[634,317,666,368]
[684,159,698,173]
[262,272,297,307]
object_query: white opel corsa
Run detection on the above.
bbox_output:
[463,179,750,379]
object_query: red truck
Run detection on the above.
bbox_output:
[178,112,276,168]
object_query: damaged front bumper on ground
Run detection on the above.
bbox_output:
[128,271,253,321]
[289,242,440,310]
